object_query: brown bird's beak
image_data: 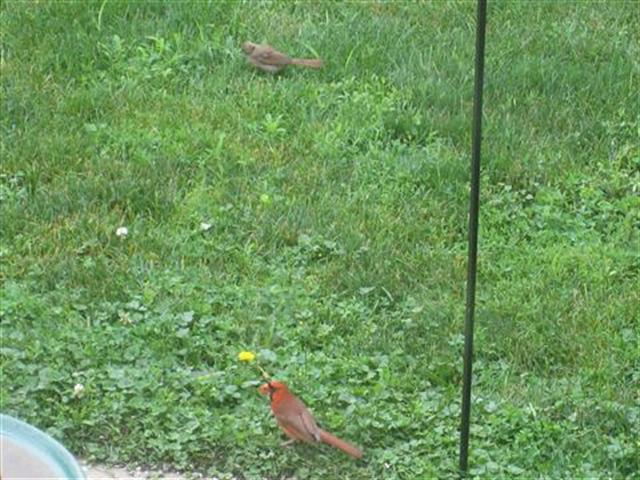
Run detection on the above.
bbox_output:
[242,41,256,55]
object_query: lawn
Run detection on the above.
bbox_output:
[1,1,638,479]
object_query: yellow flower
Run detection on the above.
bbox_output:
[238,351,256,362]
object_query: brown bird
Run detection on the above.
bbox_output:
[242,42,323,73]
[258,380,363,459]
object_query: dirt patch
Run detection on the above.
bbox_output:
[81,462,190,479]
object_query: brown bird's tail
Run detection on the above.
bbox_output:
[319,429,363,459]
[290,58,323,69]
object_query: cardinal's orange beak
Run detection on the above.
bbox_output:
[258,382,271,396]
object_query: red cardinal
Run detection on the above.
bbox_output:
[258,381,363,459]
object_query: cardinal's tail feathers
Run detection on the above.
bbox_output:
[319,429,363,459]
[290,58,323,69]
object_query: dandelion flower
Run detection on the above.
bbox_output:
[238,351,256,362]
[259,194,271,205]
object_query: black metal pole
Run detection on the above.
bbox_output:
[459,0,487,475]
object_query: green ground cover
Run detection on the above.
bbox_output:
[1,1,638,478]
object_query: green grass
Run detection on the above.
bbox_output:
[1,1,638,479]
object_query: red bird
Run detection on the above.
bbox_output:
[258,381,363,459]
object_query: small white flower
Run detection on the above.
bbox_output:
[73,383,85,398]
[119,311,132,325]
[116,226,128,238]
[200,222,212,232]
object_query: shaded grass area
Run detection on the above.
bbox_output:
[1,1,638,478]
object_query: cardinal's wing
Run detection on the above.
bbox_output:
[253,45,291,66]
